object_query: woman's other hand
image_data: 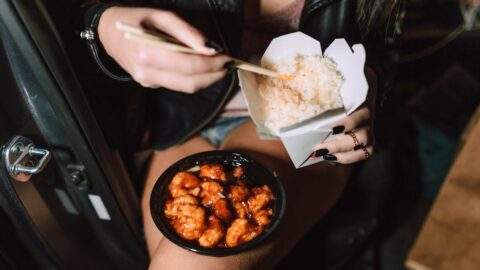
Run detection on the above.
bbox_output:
[98,7,231,93]
[312,66,377,164]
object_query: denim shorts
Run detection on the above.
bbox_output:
[199,116,251,147]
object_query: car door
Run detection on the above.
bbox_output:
[0,0,148,269]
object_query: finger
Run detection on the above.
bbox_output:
[324,145,374,165]
[313,127,370,154]
[129,41,230,74]
[132,68,227,93]
[331,106,370,134]
[145,10,216,55]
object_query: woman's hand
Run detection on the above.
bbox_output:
[98,7,231,93]
[312,66,377,164]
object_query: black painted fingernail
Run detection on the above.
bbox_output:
[323,154,337,161]
[354,144,363,151]
[313,148,329,157]
[205,40,223,53]
[224,60,237,73]
[332,125,345,135]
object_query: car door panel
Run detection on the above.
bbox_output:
[0,0,148,269]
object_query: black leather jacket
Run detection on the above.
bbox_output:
[87,0,367,150]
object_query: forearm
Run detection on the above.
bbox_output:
[81,4,229,91]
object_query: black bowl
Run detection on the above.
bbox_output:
[150,150,286,256]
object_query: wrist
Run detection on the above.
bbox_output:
[81,2,132,81]
[97,6,122,53]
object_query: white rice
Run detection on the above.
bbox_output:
[257,54,345,134]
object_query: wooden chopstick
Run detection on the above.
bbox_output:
[116,21,179,43]
[231,59,279,78]
[116,22,280,78]
[124,32,199,54]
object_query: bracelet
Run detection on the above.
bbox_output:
[81,2,132,81]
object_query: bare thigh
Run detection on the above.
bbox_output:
[147,121,352,270]
[142,136,216,255]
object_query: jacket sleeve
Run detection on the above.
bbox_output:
[299,0,357,47]
[81,1,135,81]
[299,0,392,110]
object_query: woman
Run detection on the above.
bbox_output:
[80,0,396,269]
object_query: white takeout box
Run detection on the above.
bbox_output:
[238,32,368,168]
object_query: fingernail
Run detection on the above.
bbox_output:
[323,154,337,161]
[354,145,363,151]
[224,60,237,73]
[205,40,223,53]
[313,148,329,157]
[332,125,345,135]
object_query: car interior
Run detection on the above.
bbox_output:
[0,0,392,269]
